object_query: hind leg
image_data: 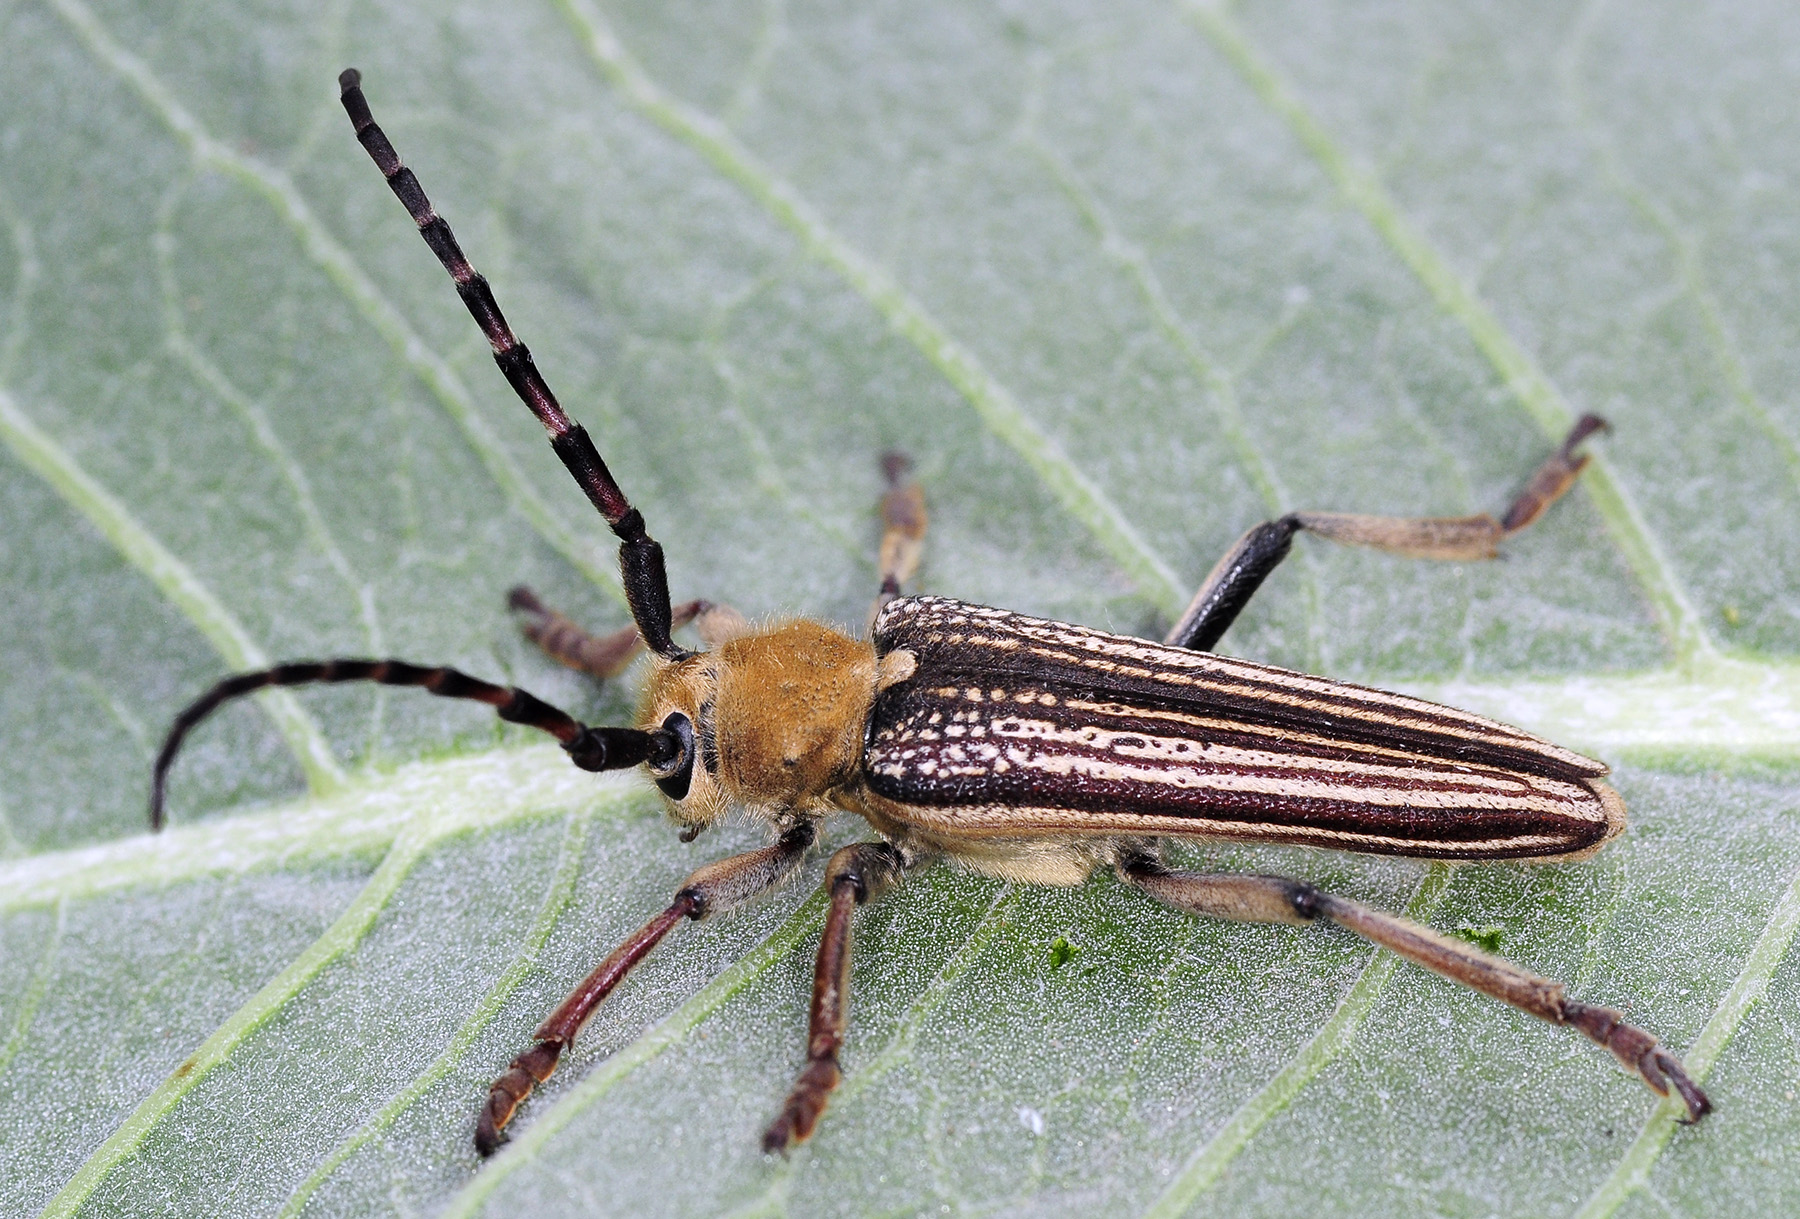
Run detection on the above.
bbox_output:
[1116,849,1709,1122]
[1166,416,1608,652]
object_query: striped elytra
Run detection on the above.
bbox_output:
[864,597,1623,861]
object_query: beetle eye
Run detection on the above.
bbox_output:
[651,712,696,801]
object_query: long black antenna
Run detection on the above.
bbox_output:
[338,69,687,660]
[150,660,673,829]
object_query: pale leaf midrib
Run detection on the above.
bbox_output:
[0,745,637,910]
[38,822,437,1218]
[4,662,1794,899]
[36,762,651,1218]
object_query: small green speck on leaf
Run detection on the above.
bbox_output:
[1048,936,1082,970]
[1451,924,1506,952]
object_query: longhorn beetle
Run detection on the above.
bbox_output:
[150,70,1711,1160]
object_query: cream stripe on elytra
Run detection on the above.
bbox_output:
[868,729,1596,817]
[1050,696,1524,766]
[878,597,1599,774]
[880,688,1591,799]
[896,801,1580,855]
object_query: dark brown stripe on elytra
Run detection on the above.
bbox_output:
[867,756,1597,847]
[874,597,1542,745]
[899,619,1538,751]
[871,597,1601,783]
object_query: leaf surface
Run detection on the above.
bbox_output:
[1,0,1797,1215]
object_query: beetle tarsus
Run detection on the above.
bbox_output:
[476,1038,563,1158]
[1563,1000,1711,1123]
[762,1056,842,1155]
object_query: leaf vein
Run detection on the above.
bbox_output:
[1183,0,1716,666]
[38,818,438,1218]
[552,0,1188,615]
[0,745,629,912]
[738,881,1020,1213]
[44,0,622,598]
[1558,0,1800,498]
[0,896,64,1082]
[1016,56,1288,520]
[0,384,345,797]
[154,177,388,662]
[1573,855,1800,1218]
[275,810,592,1218]
[443,884,834,1218]
[1140,862,1453,1218]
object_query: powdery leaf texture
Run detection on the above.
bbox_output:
[2,1,1797,1216]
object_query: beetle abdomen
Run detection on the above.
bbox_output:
[864,597,1621,860]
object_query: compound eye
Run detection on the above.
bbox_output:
[650,711,695,801]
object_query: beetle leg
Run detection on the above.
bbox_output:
[870,451,928,628]
[763,841,915,1153]
[508,586,710,679]
[1117,853,1710,1122]
[476,822,817,1157]
[1165,414,1610,652]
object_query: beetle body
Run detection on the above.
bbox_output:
[147,71,1712,1165]
[639,595,1624,888]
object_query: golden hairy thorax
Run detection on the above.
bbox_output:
[638,620,883,824]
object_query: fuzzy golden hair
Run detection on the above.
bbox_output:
[638,620,880,828]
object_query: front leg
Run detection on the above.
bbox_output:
[762,841,915,1153]
[508,586,716,679]
[476,821,817,1155]
[1117,850,1710,1121]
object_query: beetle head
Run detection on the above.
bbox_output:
[637,619,880,830]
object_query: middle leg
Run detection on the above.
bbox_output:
[868,451,928,629]
[763,840,917,1153]
[510,586,749,677]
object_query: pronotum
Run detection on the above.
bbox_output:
[149,69,1710,1160]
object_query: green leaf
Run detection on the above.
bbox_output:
[2,0,1796,1215]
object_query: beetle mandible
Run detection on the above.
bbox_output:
[149,69,1711,1159]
